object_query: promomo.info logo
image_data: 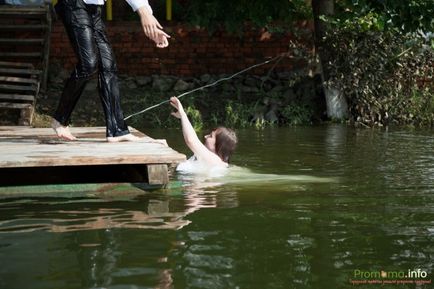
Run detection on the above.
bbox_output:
[350,269,432,286]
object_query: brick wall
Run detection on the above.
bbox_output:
[50,21,309,76]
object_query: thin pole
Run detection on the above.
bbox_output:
[124,54,286,121]
[166,0,172,21]
[106,0,113,21]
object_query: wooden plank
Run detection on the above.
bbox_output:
[0,12,47,18]
[0,52,41,58]
[0,38,44,45]
[0,6,47,13]
[0,84,37,92]
[0,102,32,109]
[0,61,34,68]
[0,126,109,137]
[0,11,45,15]
[0,24,48,30]
[0,93,35,102]
[0,68,41,76]
[0,126,187,168]
[0,4,49,89]
[0,76,39,84]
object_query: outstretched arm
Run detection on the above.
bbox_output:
[170,97,223,165]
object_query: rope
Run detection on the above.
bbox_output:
[123,53,287,121]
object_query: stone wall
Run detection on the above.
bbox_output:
[50,21,309,77]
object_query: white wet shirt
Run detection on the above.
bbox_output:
[177,156,229,177]
[83,0,152,13]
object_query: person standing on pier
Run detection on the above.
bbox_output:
[52,0,170,142]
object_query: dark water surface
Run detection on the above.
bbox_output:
[0,125,433,289]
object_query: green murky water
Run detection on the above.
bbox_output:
[0,125,433,289]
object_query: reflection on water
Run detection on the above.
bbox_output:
[0,198,191,233]
[0,125,433,289]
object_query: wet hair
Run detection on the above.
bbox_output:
[213,127,237,163]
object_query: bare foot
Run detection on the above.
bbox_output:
[107,133,142,143]
[51,118,77,141]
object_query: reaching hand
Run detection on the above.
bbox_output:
[138,7,170,48]
[170,97,184,118]
[153,33,170,48]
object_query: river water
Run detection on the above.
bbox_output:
[0,125,433,289]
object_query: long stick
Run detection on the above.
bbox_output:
[124,54,286,121]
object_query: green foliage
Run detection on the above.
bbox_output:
[320,11,385,32]
[185,106,203,132]
[180,0,311,34]
[334,0,434,32]
[281,103,314,126]
[223,101,254,128]
[324,25,434,127]
[122,92,179,129]
[172,0,433,35]
[407,89,434,127]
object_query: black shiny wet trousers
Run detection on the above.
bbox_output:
[54,0,129,137]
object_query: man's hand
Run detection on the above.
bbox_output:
[153,33,170,48]
[137,6,170,48]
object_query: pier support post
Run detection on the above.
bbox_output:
[147,164,169,185]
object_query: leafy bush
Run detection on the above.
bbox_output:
[223,101,252,128]
[185,105,203,131]
[323,26,434,127]
[180,0,311,34]
[334,0,434,33]
[281,102,314,126]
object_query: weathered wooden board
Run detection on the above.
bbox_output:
[0,126,186,168]
[0,94,35,102]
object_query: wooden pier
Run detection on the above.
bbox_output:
[0,126,186,187]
